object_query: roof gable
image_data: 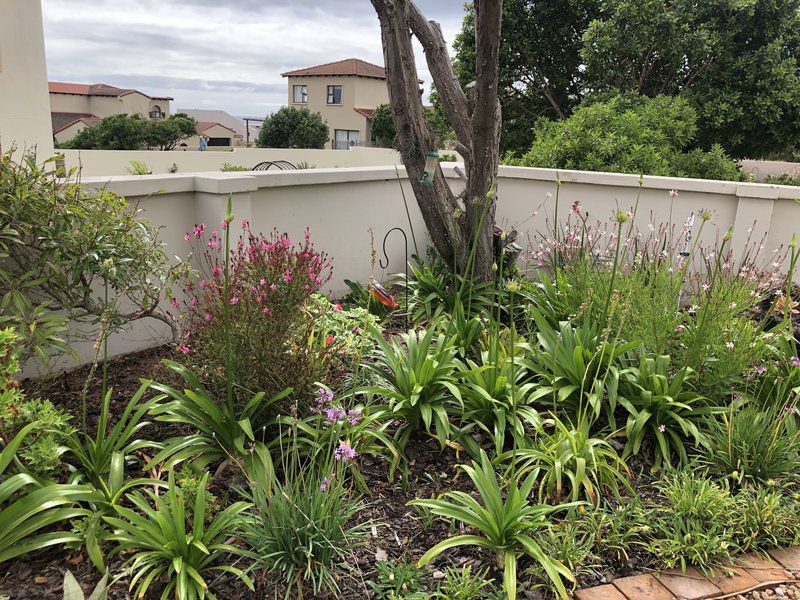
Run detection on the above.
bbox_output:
[48,81,173,100]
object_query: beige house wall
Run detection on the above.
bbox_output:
[49,93,92,114]
[26,163,798,376]
[0,0,54,158]
[54,121,90,144]
[286,75,388,146]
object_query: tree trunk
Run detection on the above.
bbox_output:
[371,0,503,280]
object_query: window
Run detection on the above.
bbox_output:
[292,84,307,104]
[149,105,163,119]
[327,85,342,105]
[334,129,360,149]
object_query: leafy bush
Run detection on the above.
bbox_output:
[766,173,800,187]
[371,103,397,148]
[458,328,544,456]
[180,224,333,405]
[148,360,289,485]
[618,355,713,470]
[525,517,597,595]
[699,403,800,486]
[410,450,580,600]
[0,151,178,367]
[434,565,500,600]
[257,106,329,149]
[734,487,800,552]
[504,413,630,505]
[61,113,197,150]
[647,469,737,571]
[220,163,250,172]
[307,293,379,365]
[367,327,461,451]
[106,471,253,600]
[369,560,429,600]
[126,160,151,175]
[510,95,744,181]
[242,462,367,599]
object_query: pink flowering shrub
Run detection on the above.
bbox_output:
[177,223,335,409]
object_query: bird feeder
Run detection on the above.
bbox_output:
[419,151,440,185]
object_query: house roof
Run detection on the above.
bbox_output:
[281,58,388,79]
[48,81,173,101]
[178,109,247,138]
[51,111,102,134]
[197,121,236,134]
[354,107,376,119]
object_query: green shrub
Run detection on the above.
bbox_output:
[0,151,178,368]
[434,565,501,600]
[647,469,737,571]
[242,463,367,599]
[524,517,597,595]
[734,487,800,552]
[504,413,631,505]
[106,471,253,600]
[367,327,461,451]
[617,354,714,470]
[257,106,329,149]
[179,225,333,406]
[510,95,744,181]
[220,163,249,172]
[371,103,396,148]
[307,293,379,365]
[368,560,429,600]
[699,403,800,487]
[410,450,580,600]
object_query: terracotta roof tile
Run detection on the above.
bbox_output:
[48,81,173,100]
[354,107,376,119]
[197,121,236,133]
[51,111,101,133]
[281,58,387,79]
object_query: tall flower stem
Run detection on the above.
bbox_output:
[602,216,626,324]
[222,194,234,413]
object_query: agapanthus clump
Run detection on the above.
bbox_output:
[177,222,335,415]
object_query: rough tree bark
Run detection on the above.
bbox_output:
[371,0,503,281]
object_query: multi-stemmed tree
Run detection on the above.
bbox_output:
[370,0,503,281]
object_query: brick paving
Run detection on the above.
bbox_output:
[572,547,800,600]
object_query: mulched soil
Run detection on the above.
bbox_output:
[0,346,732,599]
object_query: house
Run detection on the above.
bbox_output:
[281,58,393,149]
[180,122,236,149]
[49,81,173,143]
[0,1,53,157]
[178,108,257,146]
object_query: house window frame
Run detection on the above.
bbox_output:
[292,84,307,104]
[149,105,163,119]
[327,84,343,105]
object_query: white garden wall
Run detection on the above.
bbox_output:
[60,146,406,176]
[26,164,800,375]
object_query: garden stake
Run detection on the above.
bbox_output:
[379,226,409,328]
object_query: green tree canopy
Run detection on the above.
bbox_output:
[580,0,800,158]
[145,113,198,150]
[60,113,198,151]
[256,107,329,149]
[510,94,744,181]
[454,0,600,155]
[370,104,396,148]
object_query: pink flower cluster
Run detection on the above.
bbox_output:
[311,387,362,425]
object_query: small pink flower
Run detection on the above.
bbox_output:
[658,424,666,433]
[230,296,239,305]
[184,233,191,241]
[726,341,735,351]
[325,336,335,345]
[204,312,212,321]
[262,306,271,315]
[283,269,293,282]
[259,278,266,286]
[333,303,343,312]
[178,344,190,354]
[320,477,330,492]
[241,220,250,229]
[220,219,228,229]
[352,325,360,332]
[675,325,685,333]
[170,298,179,308]
[270,283,277,291]
[669,189,679,198]
[570,200,582,214]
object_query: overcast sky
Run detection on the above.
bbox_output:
[41,0,466,119]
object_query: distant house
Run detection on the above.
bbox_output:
[49,81,173,143]
[180,121,236,149]
[178,108,259,145]
[281,58,395,149]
